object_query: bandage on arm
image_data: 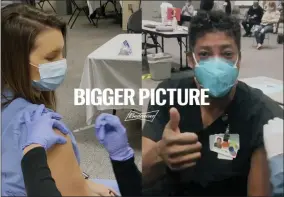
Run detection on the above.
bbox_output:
[46,129,96,196]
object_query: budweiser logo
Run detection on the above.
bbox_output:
[125,110,159,122]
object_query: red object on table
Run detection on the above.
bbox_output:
[167,7,181,21]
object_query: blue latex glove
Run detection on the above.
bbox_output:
[95,113,134,161]
[22,104,70,151]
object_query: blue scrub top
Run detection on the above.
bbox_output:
[1,90,80,196]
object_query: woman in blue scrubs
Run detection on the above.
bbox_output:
[1,3,116,196]
[20,110,141,196]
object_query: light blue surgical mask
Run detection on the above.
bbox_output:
[193,54,239,98]
[31,59,67,91]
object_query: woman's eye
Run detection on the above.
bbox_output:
[223,51,233,58]
[45,57,55,61]
[198,51,209,58]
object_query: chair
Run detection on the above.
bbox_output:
[231,5,242,21]
[88,0,119,28]
[37,0,56,13]
[68,0,97,29]
[25,0,36,6]
[275,13,284,33]
[276,2,284,33]
[127,9,141,33]
[126,9,159,55]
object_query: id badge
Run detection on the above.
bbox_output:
[209,134,240,159]
[217,153,233,160]
[210,135,231,160]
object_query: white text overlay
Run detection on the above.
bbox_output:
[74,88,210,106]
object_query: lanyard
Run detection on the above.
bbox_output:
[222,114,230,141]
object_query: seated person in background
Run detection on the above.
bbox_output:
[242,1,264,37]
[178,0,194,26]
[255,1,280,49]
[224,0,232,15]
[142,10,283,196]
[1,4,115,196]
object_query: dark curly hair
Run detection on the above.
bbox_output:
[188,10,241,52]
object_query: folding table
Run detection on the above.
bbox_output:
[142,20,189,70]
[79,34,142,125]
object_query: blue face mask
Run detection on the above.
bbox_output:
[193,54,239,98]
[32,59,67,91]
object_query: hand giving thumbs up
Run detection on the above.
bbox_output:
[156,107,202,170]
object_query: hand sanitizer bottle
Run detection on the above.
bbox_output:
[172,16,177,30]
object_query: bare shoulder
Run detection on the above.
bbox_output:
[46,129,90,196]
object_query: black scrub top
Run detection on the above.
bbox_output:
[143,77,283,196]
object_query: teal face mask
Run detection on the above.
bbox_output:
[31,59,67,91]
[193,54,239,98]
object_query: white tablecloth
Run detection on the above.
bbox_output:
[239,76,283,105]
[79,34,142,125]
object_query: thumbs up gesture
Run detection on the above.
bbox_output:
[156,108,202,170]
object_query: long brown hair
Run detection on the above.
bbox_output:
[1,3,67,111]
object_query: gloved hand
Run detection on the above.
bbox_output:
[263,117,284,159]
[95,113,134,161]
[22,104,70,151]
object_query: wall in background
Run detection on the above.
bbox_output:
[141,0,201,21]
[141,1,160,21]
[40,1,61,14]
[54,1,68,15]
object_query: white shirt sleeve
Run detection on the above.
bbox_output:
[263,118,284,159]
